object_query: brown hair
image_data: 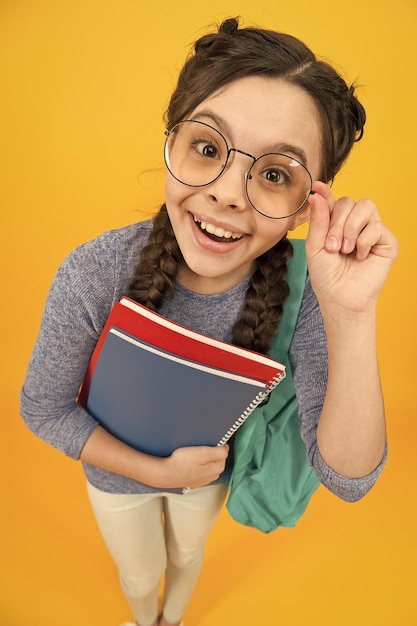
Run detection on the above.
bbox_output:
[127,17,366,353]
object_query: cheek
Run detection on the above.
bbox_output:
[254,209,294,238]
[253,220,292,255]
[287,204,311,231]
[164,173,188,209]
[164,174,176,205]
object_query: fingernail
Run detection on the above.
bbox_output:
[326,237,339,251]
[342,238,351,253]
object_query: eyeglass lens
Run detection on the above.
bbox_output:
[164,120,312,219]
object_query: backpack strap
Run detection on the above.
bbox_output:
[226,239,320,532]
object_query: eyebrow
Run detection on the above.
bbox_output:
[189,110,309,167]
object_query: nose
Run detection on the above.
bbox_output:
[204,151,251,211]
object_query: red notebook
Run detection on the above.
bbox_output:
[79,296,285,405]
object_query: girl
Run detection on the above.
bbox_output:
[20,17,398,626]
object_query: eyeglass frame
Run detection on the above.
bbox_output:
[164,119,314,220]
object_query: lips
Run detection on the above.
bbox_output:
[193,215,243,242]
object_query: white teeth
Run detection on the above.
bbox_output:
[194,216,242,240]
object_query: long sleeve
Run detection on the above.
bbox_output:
[21,223,387,499]
[290,277,387,502]
[20,222,151,459]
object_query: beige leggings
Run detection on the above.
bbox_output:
[87,482,228,626]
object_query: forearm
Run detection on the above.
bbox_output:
[80,425,229,489]
[80,425,168,487]
[317,305,386,478]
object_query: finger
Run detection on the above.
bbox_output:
[311,181,336,212]
[353,216,398,261]
[310,183,375,254]
[198,444,229,463]
[306,186,332,254]
[326,196,357,253]
[354,221,383,260]
[215,443,229,458]
[329,198,380,255]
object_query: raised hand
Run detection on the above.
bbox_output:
[306,181,399,316]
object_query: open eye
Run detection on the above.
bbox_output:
[262,167,291,185]
[192,139,221,160]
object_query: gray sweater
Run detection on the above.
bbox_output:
[20,220,386,500]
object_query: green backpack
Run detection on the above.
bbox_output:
[226,239,321,533]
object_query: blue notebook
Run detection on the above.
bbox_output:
[85,326,281,458]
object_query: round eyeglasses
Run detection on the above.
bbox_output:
[164,120,313,220]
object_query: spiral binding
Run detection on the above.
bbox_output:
[216,370,286,446]
[181,370,286,494]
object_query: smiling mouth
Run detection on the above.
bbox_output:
[193,215,243,242]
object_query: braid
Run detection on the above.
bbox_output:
[126,205,183,311]
[128,212,291,353]
[232,237,294,354]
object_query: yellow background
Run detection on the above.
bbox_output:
[1,1,416,625]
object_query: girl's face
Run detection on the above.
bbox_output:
[165,75,322,294]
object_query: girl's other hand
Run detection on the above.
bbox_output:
[160,444,230,489]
